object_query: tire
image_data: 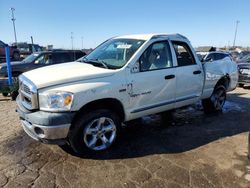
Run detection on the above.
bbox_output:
[238,83,244,88]
[2,93,8,97]
[11,90,18,101]
[12,52,20,61]
[160,110,175,126]
[58,143,76,155]
[68,109,121,154]
[202,85,226,113]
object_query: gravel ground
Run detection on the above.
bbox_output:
[0,87,249,188]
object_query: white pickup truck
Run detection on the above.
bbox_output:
[16,34,238,154]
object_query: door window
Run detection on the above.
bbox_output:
[34,54,52,65]
[172,41,196,66]
[53,53,71,63]
[139,41,173,71]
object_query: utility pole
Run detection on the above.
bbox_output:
[71,32,74,50]
[81,36,83,49]
[31,36,34,53]
[10,7,17,44]
[31,36,34,45]
[233,20,240,48]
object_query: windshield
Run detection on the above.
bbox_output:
[81,38,145,69]
[242,54,250,61]
[22,53,40,63]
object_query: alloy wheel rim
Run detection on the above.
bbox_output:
[212,89,226,110]
[83,117,116,151]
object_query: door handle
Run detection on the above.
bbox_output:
[165,75,175,80]
[193,70,202,75]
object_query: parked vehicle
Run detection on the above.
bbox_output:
[238,51,250,60]
[14,42,43,59]
[202,51,232,62]
[16,34,238,154]
[238,62,250,87]
[237,54,250,64]
[0,50,86,78]
[0,49,86,100]
[0,40,20,61]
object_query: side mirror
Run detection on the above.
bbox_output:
[131,61,140,73]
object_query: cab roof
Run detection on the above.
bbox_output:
[114,33,189,41]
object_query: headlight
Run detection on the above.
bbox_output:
[39,91,74,112]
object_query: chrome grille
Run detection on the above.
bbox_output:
[19,75,38,110]
[23,84,31,94]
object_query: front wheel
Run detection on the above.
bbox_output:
[11,90,18,101]
[68,109,121,154]
[202,85,226,113]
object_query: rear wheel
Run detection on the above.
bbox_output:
[12,52,20,61]
[68,109,121,154]
[2,93,8,97]
[202,85,226,113]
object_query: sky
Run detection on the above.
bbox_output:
[0,0,249,49]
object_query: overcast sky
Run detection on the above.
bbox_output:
[1,0,249,49]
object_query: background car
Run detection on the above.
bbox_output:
[202,52,232,62]
[238,51,250,60]
[0,40,20,61]
[238,62,250,87]
[0,49,86,78]
[0,49,86,99]
[14,42,43,59]
[236,54,250,64]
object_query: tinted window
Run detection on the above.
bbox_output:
[140,41,173,71]
[205,53,228,62]
[53,53,71,63]
[69,51,85,61]
[172,41,196,66]
[215,53,227,60]
[34,54,52,65]
[205,53,215,61]
[75,52,85,60]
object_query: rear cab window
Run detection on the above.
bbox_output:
[171,41,196,66]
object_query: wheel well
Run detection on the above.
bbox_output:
[72,98,125,125]
[215,74,230,89]
[12,50,19,54]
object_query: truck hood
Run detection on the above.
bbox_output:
[23,62,115,89]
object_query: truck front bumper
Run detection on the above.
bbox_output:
[16,95,75,145]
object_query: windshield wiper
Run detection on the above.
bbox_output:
[83,58,109,69]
